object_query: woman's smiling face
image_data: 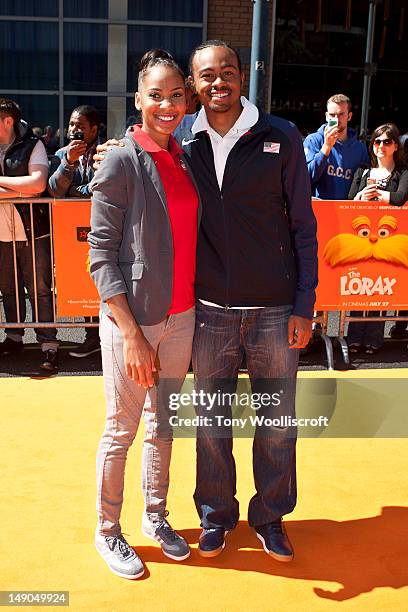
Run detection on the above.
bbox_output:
[135,64,186,147]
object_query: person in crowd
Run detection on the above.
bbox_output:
[48,105,102,357]
[54,128,67,148]
[303,94,369,199]
[177,40,317,562]
[43,125,58,154]
[49,106,100,198]
[88,50,200,579]
[303,94,369,351]
[185,79,200,114]
[0,98,59,372]
[347,123,408,354]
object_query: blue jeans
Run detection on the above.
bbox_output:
[0,238,57,346]
[192,302,299,529]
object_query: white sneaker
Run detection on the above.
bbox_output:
[95,533,144,579]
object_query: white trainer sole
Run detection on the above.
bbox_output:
[95,542,145,579]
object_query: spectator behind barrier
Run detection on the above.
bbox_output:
[303,93,369,199]
[302,94,370,353]
[48,105,100,198]
[0,97,59,373]
[32,126,43,138]
[347,123,408,355]
[48,105,101,359]
[43,125,58,154]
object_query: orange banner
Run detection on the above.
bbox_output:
[313,200,408,311]
[52,199,100,317]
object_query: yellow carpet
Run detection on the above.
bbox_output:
[1,373,408,611]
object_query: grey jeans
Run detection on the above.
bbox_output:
[96,307,195,537]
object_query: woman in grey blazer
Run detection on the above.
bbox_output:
[88,50,201,579]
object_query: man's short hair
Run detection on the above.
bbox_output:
[72,105,101,129]
[0,98,22,124]
[327,94,352,111]
[189,39,242,74]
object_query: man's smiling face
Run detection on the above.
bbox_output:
[190,45,243,115]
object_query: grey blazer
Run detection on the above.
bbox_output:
[88,135,202,325]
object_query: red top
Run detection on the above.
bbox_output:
[132,125,198,314]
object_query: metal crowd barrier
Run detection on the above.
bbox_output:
[0,198,98,331]
[338,310,408,366]
[1,198,407,370]
[311,310,334,370]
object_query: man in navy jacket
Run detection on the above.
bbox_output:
[179,40,318,562]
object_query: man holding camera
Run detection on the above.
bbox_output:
[49,105,100,198]
[303,94,369,200]
[302,95,369,351]
[48,105,101,357]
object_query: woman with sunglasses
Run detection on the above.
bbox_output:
[88,49,200,579]
[347,123,408,354]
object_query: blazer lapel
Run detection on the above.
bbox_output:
[127,137,169,214]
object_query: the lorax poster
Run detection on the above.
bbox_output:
[52,199,100,317]
[313,200,408,311]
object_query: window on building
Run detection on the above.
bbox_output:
[0,21,58,90]
[0,0,57,17]
[128,1,203,22]
[8,94,59,135]
[64,23,108,91]
[127,25,202,90]
[63,0,108,18]
[126,97,141,129]
[273,0,407,135]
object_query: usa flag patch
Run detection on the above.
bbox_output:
[263,141,280,154]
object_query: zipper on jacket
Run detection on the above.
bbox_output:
[219,192,231,307]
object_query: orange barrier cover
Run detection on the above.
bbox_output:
[52,200,100,317]
[313,200,408,311]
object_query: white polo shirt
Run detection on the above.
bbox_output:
[192,96,259,189]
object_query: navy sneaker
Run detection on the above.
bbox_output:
[198,527,229,558]
[254,519,294,562]
[142,512,190,561]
